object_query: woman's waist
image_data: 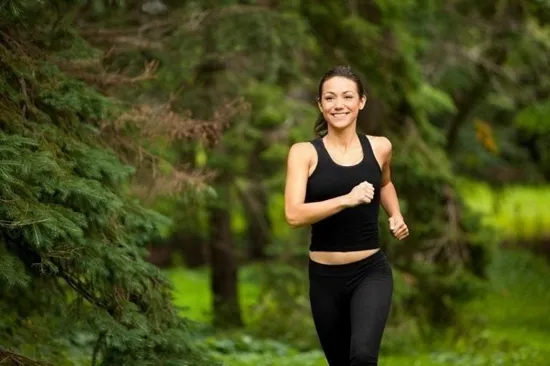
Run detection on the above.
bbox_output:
[309,248,380,266]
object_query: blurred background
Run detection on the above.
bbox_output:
[1,0,549,365]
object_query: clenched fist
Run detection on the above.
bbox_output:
[389,215,409,240]
[346,181,375,207]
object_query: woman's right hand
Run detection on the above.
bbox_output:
[346,181,375,207]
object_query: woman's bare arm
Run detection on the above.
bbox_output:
[284,143,353,227]
[379,139,401,218]
[378,137,409,240]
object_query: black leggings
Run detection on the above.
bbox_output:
[308,249,393,366]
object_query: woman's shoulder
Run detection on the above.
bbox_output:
[287,140,317,162]
[365,134,392,153]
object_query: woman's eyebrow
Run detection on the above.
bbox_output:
[323,90,354,95]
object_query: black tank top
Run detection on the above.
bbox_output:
[305,134,381,252]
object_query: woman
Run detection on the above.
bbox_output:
[284,65,409,366]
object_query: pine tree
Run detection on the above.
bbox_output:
[0,2,218,365]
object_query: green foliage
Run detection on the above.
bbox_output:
[0,4,215,365]
[408,82,457,116]
[515,101,550,134]
[514,101,550,178]
[149,0,511,337]
[244,263,318,350]
[2,0,550,364]
[88,0,541,339]
[0,0,48,25]
[441,248,550,366]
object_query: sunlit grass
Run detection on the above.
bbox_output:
[164,266,261,324]
[457,179,550,240]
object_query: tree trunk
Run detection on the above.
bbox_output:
[241,181,270,260]
[199,9,243,328]
[209,185,243,328]
[174,230,208,268]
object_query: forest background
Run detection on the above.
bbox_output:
[1,0,549,365]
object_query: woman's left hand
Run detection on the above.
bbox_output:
[389,215,409,240]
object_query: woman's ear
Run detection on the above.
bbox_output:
[359,94,367,110]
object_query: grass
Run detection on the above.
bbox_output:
[165,265,262,325]
[456,179,550,240]
[165,247,550,365]
[459,249,550,357]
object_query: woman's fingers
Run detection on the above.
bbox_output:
[396,224,409,240]
[390,218,409,240]
[357,183,374,203]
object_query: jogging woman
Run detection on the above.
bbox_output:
[284,65,409,366]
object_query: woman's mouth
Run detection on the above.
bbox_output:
[331,112,350,117]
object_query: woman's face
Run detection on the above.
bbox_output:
[318,76,366,132]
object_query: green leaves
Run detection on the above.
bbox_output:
[408,83,457,116]
[0,248,31,288]
[0,0,48,25]
[514,101,550,134]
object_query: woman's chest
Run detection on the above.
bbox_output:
[306,165,380,202]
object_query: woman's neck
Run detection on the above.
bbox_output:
[324,127,358,150]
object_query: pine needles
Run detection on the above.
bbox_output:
[0,3,220,365]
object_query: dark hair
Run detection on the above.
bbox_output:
[314,65,366,137]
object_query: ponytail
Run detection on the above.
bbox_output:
[314,113,328,137]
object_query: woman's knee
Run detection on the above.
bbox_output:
[350,347,378,366]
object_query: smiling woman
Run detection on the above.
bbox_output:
[284,65,409,366]
[314,67,366,137]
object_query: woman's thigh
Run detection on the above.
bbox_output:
[349,262,393,365]
[309,276,351,366]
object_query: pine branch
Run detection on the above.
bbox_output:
[0,346,52,366]
[0,3,214,364]
[57,59,159,89]
[105,97,247,145]
[131,164,217,201]
[0,219,52,228]
[99,97,248,198]
[53,46,115,69]
[78,27,167,49]
[0,29,45,59]
[55,264,111,313]
[91,331,107,366]
[76,3,270,41]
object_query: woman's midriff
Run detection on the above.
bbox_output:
[309,248,380,265]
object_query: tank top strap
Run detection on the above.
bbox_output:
[309,137,331,165]
[359,134,381,171]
